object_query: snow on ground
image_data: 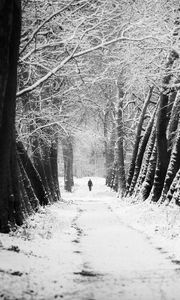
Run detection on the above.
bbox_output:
[114,195,180,264]
[61,177,180,260]
[0,177,180,299]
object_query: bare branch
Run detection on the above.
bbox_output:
[20,0,74,55]
[17,33,159,97]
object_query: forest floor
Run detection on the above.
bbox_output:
[1,178,180,299]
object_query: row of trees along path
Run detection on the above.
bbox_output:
[0,1,180,232]
[108,8,180,207]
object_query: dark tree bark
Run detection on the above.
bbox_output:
[109,161,118,192]
[150,96,170,202]
[103,98,116,187]
[31,139,50,197]
[105,121,116,187]
[50,140,61,200]
[167,91,180,151]
[62,136,74,192]
[159,120,180,203]
[115,82,126,196]
[32,138,60,202]
[0,1,23,232]
[129,108,156,196]
[17,140,48,206]
[126,86,154,195]
[104,107,109,181]
[18,161,33,218]
[163,94,180,204]
[134,122,156,196]
[141,141,157,200]
[43,144,58,202]
[166,167,180,205]
[150,50,179,202]
[17,153,38,213]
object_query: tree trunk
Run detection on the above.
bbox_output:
[170,175,180,206]
[167,91,180,151]
[0,1,23,232]
[129,108,156,196]
[126,86,154,195]
[159,120,180,203]
[104,109,109,181]
[31,138,60,202]
[150,97,169,202]
[50,140,61,200]
[17,140,48,206]
[110,160,118,192]
[135,122,156,196]
[43,144,58,202]
[105,121,116,187]
[141,141,157,200]
[150,50,179,202]
[62,136,74,192]
[116,82,126,197]
[17,153,38,213]
[166,167,180,205]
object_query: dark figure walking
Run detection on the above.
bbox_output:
[88,179,93,191]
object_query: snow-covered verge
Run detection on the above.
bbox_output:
[0,177,180,299]
[112,195,180,265]
[0,200,80,299]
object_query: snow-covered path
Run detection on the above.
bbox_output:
[0,177,180,299]
[71,199,179,300]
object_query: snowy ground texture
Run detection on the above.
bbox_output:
[1,177,180,299]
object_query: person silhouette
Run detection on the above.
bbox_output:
[88,179,93,191]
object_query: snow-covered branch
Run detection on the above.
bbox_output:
[20,0,74,55]
[17,33,159,97]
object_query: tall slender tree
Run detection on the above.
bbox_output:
[0,0,23,232]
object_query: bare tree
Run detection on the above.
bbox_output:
[0,1,24,232]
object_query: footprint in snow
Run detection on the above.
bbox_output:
[72,239,80,243]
